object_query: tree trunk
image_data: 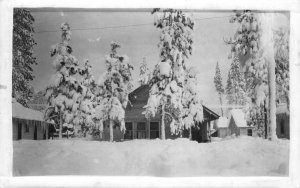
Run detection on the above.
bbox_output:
[109,119,114,142]
[264,100,268,139]
[161,104,166,140]
[260,13,277,141]
[59,111,62,139]
[268,53,277,140]
[189,127,192,141]
[219,94,224,116]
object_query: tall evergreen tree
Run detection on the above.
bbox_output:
[213,62,224,116]
[45,23,83,139]
[143,9,194,139]
[12,9,37,106]
[225,56,248,106]
[96,41,133,142]
[226,11,287,140]
[139,57,151,86]
[76,60,97,136]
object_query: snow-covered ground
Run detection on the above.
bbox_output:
[13,136,289,176]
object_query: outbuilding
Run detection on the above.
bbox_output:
[228,109,255,137]
[12,98,49,140]
[213,116,230,138]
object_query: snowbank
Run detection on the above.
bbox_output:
[13,136,289,176]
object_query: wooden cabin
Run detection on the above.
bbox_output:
[12,98,49,140]
[100,85,219,142]
[212,117,230,138]
[227,109,255,137]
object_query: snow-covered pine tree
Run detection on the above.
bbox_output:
[226,10,285,140]
[96,41,133,142]
[182,68,203,139]
[45,23,83,139]
[225,56,248,106]
[213,62,225,116]
[143,9,194,139]
[76,59,97,137]
[139,57,151,85]
[274,28,289,108]
[13,9,37,107]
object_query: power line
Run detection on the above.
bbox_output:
[35,15,234,34]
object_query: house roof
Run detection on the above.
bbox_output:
[217,117,229,128]
[128,85,220,120]
[230,109,248,128]
[12,98,45,122]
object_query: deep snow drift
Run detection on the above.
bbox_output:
[13,136,289,176]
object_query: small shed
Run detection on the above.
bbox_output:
[213,117,230,138]
[12,98,49,140]
[228,109,255,137]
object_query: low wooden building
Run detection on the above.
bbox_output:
[212,117,230,138]
[12,98,49,140]
[228,109,255,137]
[100,85,219,142]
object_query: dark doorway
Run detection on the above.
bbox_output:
[150,122,159,139]
[247,129,253,136]
[34,125,37,140]
[17,123,22,140]
[43,127,46,140]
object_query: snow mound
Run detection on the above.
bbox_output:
[13,136,289,176]
[230,109,248,127]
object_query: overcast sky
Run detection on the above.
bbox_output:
[29,9,289,107]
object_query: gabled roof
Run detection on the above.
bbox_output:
[230,109,248,128]
[128,85,220,120]
[12,98,44,122]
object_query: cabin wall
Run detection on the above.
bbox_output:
[12,118,48,140]
[276,113,290,139]
[218,128,229,138]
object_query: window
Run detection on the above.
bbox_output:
[150,122,159,139]
[247,129,252,136]
[124,122,133,140]
[136,122,146,139]
[280,119,285,134]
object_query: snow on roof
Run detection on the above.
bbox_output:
[12,98,44,122]
[217,117,229,128]
[230,109,248,128]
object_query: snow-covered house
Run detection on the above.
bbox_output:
[213,117,230,138]
[228,109,255,137]
[276,103,289,139]
[101,85,219,142]
[12,98,49,140]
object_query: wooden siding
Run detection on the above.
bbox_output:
[276,113,290,139]
[12,117,49,141]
